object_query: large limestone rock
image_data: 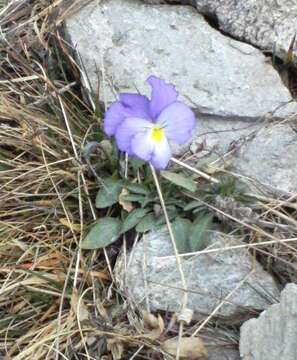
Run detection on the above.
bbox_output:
[240,283,297,360]
[66,0,297,120]
[66,0,297,196]
[188,0,297,64]
[115,229,280,324]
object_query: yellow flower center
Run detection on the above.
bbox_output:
[151,127,164,143]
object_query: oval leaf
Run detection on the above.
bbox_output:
[172,217,192,254]
[121,194,146,205]
[136,213,156,233]
[125,183,150,195]
[121,208,148,234]
[189,214,213,252]
[184,201,201,211]
[81,217,122,249]
[95,179,123,208]
[160,171,197,193]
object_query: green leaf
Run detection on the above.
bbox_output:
[172,217,192,254]
[130,157,145,170]
[0,164,11,171]
[193,206,208,214]
[189,214,213,252]
[121,208,149,234]
[184,201,201,211]
[216,175,237,197]
[121,194,146,204]
[81,217,122,249]
[155,206,178,226]
[95,178,123,208]
[125,183,150,195]
[136,213,157,233]
[160,171,197,193]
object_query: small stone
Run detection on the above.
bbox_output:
[115,229,280,324]
[240,283,297,360]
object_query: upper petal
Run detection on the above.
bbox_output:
[103,94,151,137]
[147,75,178,119]
[119,93,151,120]
[150,137,172,170]
[115,117,152,153]
[156,101,196,144]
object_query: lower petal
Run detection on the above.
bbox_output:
[130,130,155,161]
[150,137,172,170]
[156,101,196,144]
[115,117,152,153]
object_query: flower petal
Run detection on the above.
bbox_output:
[119,93,151,120]
[115,117,152,153]
[150,137,172,170]
[157,101,196,144]
[103,101,126,137]
[103,94,151,137]
[130,130,155,161]
[147,75,178,119]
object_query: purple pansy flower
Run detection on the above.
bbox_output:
[103,75,196,169]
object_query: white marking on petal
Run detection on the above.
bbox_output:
[150,136,172,169]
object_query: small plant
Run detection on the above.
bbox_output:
[80,76,219,253]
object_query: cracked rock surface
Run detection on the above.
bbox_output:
[189,0,297,64]
[240,283,297,360]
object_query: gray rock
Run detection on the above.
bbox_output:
[208,346,240,360]
[201,329,240,360]
[187,121,297,196]
[189,0,297,64]
[240,283,297,360]
[66,0,297,120]
[189,116,259,158]
[233,123,297,196]
[115,229,280,324]
[171,116,260,160]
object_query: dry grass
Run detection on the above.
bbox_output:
[0,1,147,358]
[1,1,297,359]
